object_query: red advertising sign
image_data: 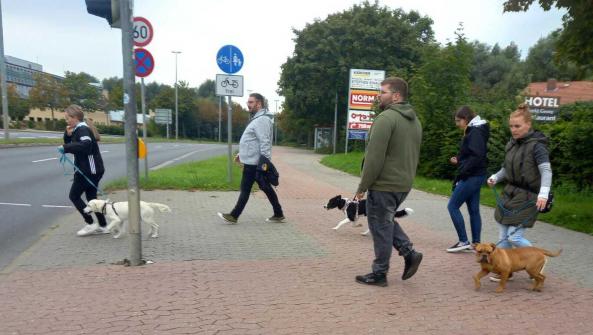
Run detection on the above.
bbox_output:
[349,89,377,110]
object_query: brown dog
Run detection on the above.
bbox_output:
[473,243,561,293]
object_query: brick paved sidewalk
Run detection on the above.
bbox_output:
[1,147,592,335]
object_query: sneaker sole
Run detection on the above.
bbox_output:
[446,245,472,253]
[217,212,237,224]
[355,279,388,287]
[265,219,286,223]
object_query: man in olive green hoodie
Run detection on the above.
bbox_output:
[355,77,424,287]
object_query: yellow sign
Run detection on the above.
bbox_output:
[138,138,147,159]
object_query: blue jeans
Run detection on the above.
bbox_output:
[497,223,532,248]
[447,175,486,244]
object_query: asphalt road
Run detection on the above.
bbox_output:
[0,140,233,270]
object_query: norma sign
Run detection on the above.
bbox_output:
[216,45,244,74]
[346,69,385,140]
[215,74,244,97]
[524,95,560,122]
[133,17,154,47]
[134,48,154,77]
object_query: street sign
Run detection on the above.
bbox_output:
[133,17,153,47]
[216,45,243,74]
[154,108,172,125]
[134,48,154,77]
[215,74,244,97]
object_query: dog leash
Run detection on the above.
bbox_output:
[59,150,104,196]
[491,186,538,246]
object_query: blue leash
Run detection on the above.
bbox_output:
[59,149,104,196]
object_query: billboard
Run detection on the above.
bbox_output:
[346,69,384,140]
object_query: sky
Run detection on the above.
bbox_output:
[3,0,565,109]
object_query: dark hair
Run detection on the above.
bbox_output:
[381,77,408,100]
[455,106,476,122]
[249,93,266,108]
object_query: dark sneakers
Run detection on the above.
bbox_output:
[355,272,388,287]
[217,212,237,224]
[266,215,286,223]
[402,251,423,280]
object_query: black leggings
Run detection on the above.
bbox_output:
[231,164,283,218]
[69,173,107,227]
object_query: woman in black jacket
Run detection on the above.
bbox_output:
[59,105,108,236]
[446,106,490,252]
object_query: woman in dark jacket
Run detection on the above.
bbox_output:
[59,104,108,236]
[446,106,490,252]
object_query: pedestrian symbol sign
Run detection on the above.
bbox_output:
[216,45,244,74]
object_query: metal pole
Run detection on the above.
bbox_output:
[218,95,222,142]
[0,0,9,141]
[172,51,181,140]
[141,77,148,179]
[333,90,338,154]
[227,96,232,183]
[120,0,142,266]
[274,99,279,145]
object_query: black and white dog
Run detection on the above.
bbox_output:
[324,195,414,235]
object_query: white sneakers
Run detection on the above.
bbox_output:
[446,241,472,253]
[77,223,110,236]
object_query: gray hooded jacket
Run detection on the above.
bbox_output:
[239,108,274,165]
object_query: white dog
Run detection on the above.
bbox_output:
[84,199,171,238]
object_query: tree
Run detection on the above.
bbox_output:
[7,84,30,120]
[503,0,593,71]
[524,31,584,81]
[278,1,434,146]
[62,71,103,111]
[411,26,473,179]
[28,72,69,122]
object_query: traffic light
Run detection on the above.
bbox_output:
[85,0,121,28]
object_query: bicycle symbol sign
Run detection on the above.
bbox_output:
[216,45,244,74]
[215,74,243,97]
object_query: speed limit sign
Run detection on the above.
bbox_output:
[133,17,153,47]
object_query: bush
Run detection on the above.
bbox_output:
[96,124,124,136]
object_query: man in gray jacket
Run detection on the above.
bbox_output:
[218,93,285,224]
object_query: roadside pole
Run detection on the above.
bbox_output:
[0,0,9,141]
[120,0,142,266]
[141,77,148,179]
[333,90,338,154]
[218,96,222,142]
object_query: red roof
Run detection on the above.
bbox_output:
[525,81,593,105]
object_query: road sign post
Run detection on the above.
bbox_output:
[215,45,244,183]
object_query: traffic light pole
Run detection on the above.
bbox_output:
[120,0,142,266]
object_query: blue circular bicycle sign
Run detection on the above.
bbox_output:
[216,45,243,74]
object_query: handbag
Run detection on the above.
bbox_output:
[538,191,554,213]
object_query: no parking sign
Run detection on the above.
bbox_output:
[134,48,154,77]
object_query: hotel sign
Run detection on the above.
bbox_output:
[524,95,560,122]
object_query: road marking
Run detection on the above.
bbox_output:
[0,202,32,207]
[150,147,218,170]
[42,205,73,208]
[32,157,57,163]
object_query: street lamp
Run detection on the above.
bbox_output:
[171,50,182,140]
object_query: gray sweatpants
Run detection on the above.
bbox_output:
[367,190,414,275]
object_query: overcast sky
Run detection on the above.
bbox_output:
[3,0,565,109]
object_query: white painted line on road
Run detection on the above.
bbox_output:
[32,157,58,163]
[149,147,219,171]
[0,202,32,207]
[42,205,73,208]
